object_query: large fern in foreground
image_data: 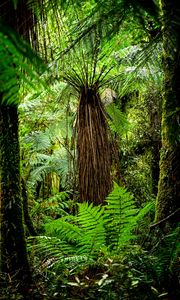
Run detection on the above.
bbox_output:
[28,183,152,267]
[105,182,152,251]
[77,203,105,258]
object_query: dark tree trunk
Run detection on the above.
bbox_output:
[149,99,162,196]
[151,142,161,196]
[77,86,112,204]
[0,0,35,293]
[155,0,180,225]
[0,104,32,290]
[21,178,37,236]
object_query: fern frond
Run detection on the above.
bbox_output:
[76,203,105,257]
[28,236,75,258]
[53,255,90,271]
[153,224,180,280]
[28,153,68,189]
[78,223,105,258]
[105,183,152,250]
[28,236,89,270]
[0,26,46,105]
[44,217,82,244]
[106,103,129,136]
[105,182,137,251]
[77,202,105,228]
[24,131,51,152]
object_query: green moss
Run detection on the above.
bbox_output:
[0,104,32,292]
[155,146,179,221]
[155,0,180,225]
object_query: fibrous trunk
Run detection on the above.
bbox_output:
[77,86,112,204]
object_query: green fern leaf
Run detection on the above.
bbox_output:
[77,203,106,258]
[44,217,82,244]
[105,182,139,251]
[106,103,129,136]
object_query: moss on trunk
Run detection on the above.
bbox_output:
[21,178,37,236]
[0,104,32,290]
[155,0,180,224]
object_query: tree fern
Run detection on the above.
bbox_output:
[27,151,69,191]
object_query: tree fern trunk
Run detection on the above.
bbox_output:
[155,0,180,224]
[0,104,32,289]
[77,86,112,204]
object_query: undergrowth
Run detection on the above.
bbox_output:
[26,183,179,299]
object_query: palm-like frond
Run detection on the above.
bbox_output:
[54,0,159,59]
[106,103,129,136]
[28,152,69,189]
[0,28,46,105]
[111,41,163,99]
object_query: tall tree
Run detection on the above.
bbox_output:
[155,0,180,224]
[0,104,32,290]
[62,37,113,204]
[57,0,160,204]
[0,0,39,293]
[77,84,112,204]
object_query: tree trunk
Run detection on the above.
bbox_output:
[149,97,162,196]
[0,1,35,293]
[21,178,37,236]
[77,86,112,204]
[0,0,39,289]
[0,104,32,290]
[155,0,180,224]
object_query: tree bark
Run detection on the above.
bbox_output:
[0,104,32,290]
[21,178,37,236]
[0,1,37,292]
[77,86,112,204]
[155,0,180,224]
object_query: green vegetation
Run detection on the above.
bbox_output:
[0,0,179,299]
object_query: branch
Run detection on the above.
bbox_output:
[150,208,180,228]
